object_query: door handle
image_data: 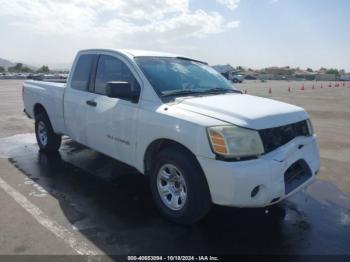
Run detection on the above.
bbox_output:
[86,100,97,107]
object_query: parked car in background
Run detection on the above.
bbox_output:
[340,75,350,81]
[231,74,244,83]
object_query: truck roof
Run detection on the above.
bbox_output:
[80,48,185,58]
[78,48,208,64]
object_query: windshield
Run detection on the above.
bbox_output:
[135,57,237,97]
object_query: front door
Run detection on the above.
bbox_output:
[85,54,140,165]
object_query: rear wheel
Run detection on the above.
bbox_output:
[150,146,211,224]
[35,113,61,152]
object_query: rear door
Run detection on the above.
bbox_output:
[85,54,141,165]
[64,54,98,144]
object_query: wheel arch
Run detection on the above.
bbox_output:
[33,103,48,118]
[143,138,201,176]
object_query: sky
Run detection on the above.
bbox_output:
[0,0,349,71]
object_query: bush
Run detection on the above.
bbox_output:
[37,65,50,73]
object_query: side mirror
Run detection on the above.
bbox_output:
[106,81,140,103]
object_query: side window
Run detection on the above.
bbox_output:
[71,54,95,91]
[94,55,140,95]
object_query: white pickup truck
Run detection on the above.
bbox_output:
[23,49,320,224]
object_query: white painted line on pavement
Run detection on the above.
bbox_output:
[0,175,101,256]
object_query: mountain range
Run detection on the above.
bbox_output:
[0,57,40,70]
[0,58,15,68]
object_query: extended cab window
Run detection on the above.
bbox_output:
[71,54,96,91]
[94,55,140,95]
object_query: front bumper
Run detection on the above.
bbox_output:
[197,135,320,207]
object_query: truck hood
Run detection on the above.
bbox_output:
[173,94,309,130]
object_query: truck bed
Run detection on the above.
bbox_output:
[23,80,66,135]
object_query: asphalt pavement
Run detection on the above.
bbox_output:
[0,80,349,260]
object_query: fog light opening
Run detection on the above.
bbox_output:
[270,197,280,203]
[251,185,260,198]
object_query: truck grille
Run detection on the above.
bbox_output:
[259,120,310,154]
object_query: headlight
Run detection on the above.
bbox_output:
[306,119,314,135]
[207,125,264,159]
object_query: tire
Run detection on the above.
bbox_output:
[150,146,211,224]
[35,113,61,152]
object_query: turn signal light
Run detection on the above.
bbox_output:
[208,130,228,154]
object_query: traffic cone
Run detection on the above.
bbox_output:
[268,88,272,94]
[300,84,305,91]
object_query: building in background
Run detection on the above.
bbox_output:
[315,74,336,81]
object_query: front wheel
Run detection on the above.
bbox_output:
[35,113,61,152]
[150,147,211,224]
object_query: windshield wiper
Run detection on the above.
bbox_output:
[161,88,241,98]
[204,87,242,94]
[161,90,205,97]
